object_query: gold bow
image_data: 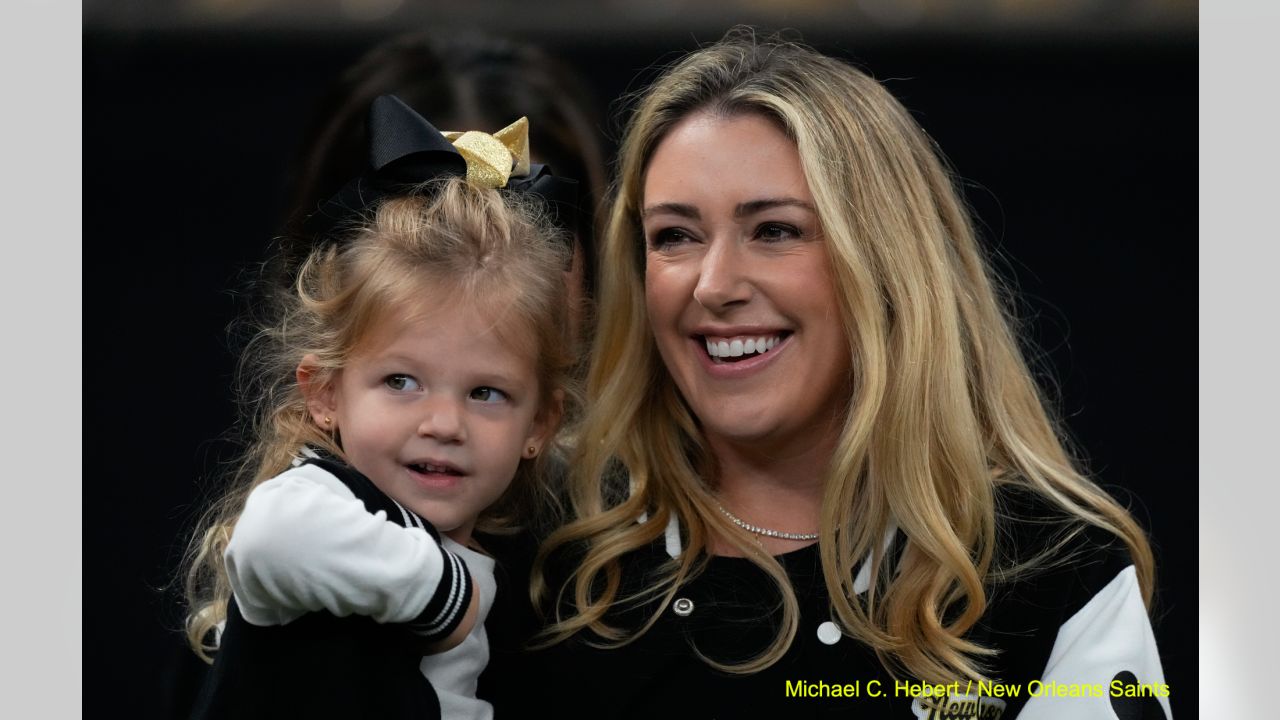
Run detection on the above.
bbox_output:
[441,117,530,189]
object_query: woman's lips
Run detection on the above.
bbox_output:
[703,332,785,360]
[692,332,792,377]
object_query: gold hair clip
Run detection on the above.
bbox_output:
[441,117,530,189]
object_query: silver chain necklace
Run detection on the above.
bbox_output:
[717,504,819,541]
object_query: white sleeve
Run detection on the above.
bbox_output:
[224,464,459,631]
[1016,565,1173,719]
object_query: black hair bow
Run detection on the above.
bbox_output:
[304,94,580,242]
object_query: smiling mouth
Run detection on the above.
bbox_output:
[701,332,790,363]
[407,462,464,476]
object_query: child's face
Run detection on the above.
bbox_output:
[304,293,552,543]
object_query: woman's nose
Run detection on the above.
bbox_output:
[417,396,465,443]
[692,239,751,311]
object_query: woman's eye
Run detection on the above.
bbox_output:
[469,386,509,403]
[647,227,694,249]
[384,374,421,392]
[756,222,801,242]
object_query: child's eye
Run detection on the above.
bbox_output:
[755,222,801,242]
[385,374,421,392]
[469,386,508,403]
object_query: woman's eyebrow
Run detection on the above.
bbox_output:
[640,202,700,220]
[641,199,816,220]
[734,198,816,217]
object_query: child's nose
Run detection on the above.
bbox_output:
[417,396,465,443]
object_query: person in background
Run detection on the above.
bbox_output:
[284,30,608,321]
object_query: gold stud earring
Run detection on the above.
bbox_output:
[527,446,537,457]
[324,416,332,426]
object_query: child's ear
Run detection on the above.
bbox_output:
[522,389,564,459]
[297,354,339,431]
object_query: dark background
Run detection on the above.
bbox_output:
[84,21,1196,718]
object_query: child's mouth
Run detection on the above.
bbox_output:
[408,462,464,476]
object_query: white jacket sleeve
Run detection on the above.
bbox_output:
[1016,565,1173,719]
[224,463,469,640]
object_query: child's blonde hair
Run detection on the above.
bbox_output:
[184,176,575,661]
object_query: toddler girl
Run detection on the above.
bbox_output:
[184,96,576,720]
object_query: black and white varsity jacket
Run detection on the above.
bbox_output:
[488,486,1172,720]
[189,452,473,720]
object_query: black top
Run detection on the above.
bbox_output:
[480,487,1171,720]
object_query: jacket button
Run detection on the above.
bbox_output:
[672,597,695,616]
[817,621,841,645]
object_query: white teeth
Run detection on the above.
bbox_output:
[705,334,783,359]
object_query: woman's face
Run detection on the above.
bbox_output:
[641,111,852,455]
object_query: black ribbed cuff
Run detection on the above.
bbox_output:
[406,545,473,642]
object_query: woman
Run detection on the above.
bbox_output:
[521,29,1171,719]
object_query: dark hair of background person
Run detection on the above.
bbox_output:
[280,30,609,299]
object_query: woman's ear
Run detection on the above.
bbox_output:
[523,389,565,459]
[297,354,339,431]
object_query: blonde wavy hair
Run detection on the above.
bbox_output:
[533,28,1154,683]
[184,177,576,661]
